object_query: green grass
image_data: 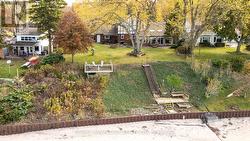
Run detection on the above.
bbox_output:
[151,62,206,107]
[200,77,250,112]
[195,46,250,60]
[65,44,250,65]
[0,60,25,78]
[64,44,184,64]
[103,64,155,115]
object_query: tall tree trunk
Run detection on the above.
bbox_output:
[236,40,241,53]
[48,31,52,54]
[71,53,74,63]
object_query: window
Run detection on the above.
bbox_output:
[21,37,25,41]
[104,35,110,39]
[35,46,39,51]
[20,47,24,50]
[202,36,210,43]
[217,38,222,43]
[30,47,33,52]
[158,38,164,45]
[121,35,124,39]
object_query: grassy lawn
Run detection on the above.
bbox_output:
[65,44,250,65]
[103,64,155,115]
[64,44,184,64]
[195,46,250,60]
[152,62,206,107]
[0,60,25,78]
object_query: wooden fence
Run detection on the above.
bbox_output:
[1,110,250,135]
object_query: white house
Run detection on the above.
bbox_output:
[197,31,223,46]
[9,27,49,56]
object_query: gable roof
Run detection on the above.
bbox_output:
[94,25,117,35]
[147,22,166,37]
[16,27,41,36]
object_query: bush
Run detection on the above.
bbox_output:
[0,87,33,124]
[215,43,225,47]
[199,42,212,47]
[41,53,65,65]
[244,61,250,74]
[99,76,109,89]
[23,69,44,84]
[89,98,105,118]
[44,98,62,116]
[205,78,222,98]
[170,44,178,49]
[171,39,185,49]
[40,64,59,77]
[166,74,183,92]
[229,57,246,72]
[176,46,192,55]
[211,59,229,69]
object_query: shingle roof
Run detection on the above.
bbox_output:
[147,22,166,37]
[94,25,117,35]
[16,27,41,35]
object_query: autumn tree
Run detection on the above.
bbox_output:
[54,10,92,63]
[75,0,161,56]
[183,0,224,55]
[29,0,66,54]
[214,0,250,53]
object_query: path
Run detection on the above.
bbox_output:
[142,65,161,96]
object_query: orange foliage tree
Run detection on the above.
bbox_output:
[54,10,92,63]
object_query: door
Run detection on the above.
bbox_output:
[96,35,101,43]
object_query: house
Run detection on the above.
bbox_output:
[8,27,48,56]
[94,22,173,47]
[197,31,241,47]
[197,31,224,46]
[94,25,118,44]
[143,22,173,46]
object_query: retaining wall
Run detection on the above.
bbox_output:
[1,110,250,135]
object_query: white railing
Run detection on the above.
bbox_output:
[84,61,113,73]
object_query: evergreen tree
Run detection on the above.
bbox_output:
[164,2,184,44]
[29,0,66,54]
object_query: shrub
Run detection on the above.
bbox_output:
[205,78,222,98]
[23,69,44,84]
[99,76,109,89]
[0,86,33,124]
[176,46,192,55]
[40,64,59,77]
[211,59,229,69]
[89,98,105,118]
[199,42,212,47]
[244,61,250,74]
[166,74,183,92]
[41,53,65,65]
[170,44,178,49]
[44,98,62,116]
[215,43,225,47]
[229,57,246,72]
